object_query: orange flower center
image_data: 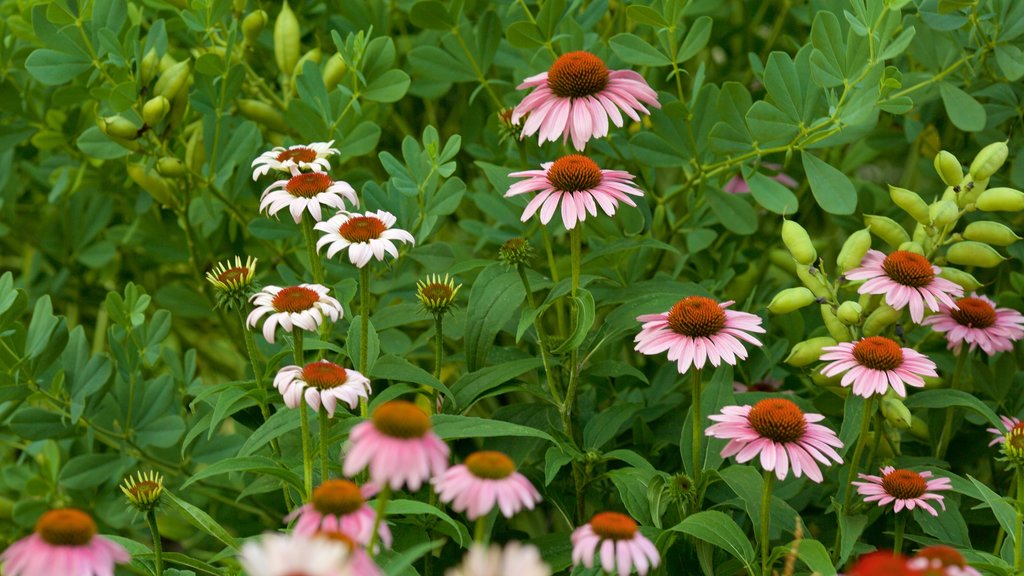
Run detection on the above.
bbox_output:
[272,286,319,313]
[315,530,356,551]
[311,479,364,515]
[35,509,97,546]
[464,451,516,480]
[881,251,935,288]
[852,336,904,371]
[420,282,454,302]
[339,216,386,243]
[125,480,161,500]
[881,469,927,500]
[372,400,431,439]
[949,296,996,328]
[915,545,966,568]
[748,398,807,443]
[589,511,638,540]
[547,155,602,193]
[302,361,348,389]
[276,147,318,163]
[285,172,333,199]
[1007,422,1024,453]
[666,296,726,338]
[217,266,249,285]
[547,51,609,98]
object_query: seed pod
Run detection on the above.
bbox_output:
[862,303,901,336]
[785,336,837,367]
[274,1,301,77]
[140,48,159,85]
[237,99,289,132]
[908,416,929,442]
[963,221,1021,246]
[934,150,964,187]
[810,368,842,387]
[769,249,797,276]
[836,301,862,326]
[976,187,1024,212]
[821,304,852,341]
[723,262,760,305]
[889,185,929,224]
[242,10,268,45]
[323,53,347,91]
[782,220,817,265]
[293,47,322,76]
[959,177,988,208]
[946,241,1006,268]
[837,228,872,274]
[881,396,912,430]
[153,58,192,101]
[937,267,982,292]
[100,116,139,140]
[157,156,186,177]
[767,287,816,314]
[863,215,910,248]
[127,163,175,207]
[969,141,1009,180]
[897,241,924,255]
[796,265,831,299]
[185,130,205,173]
[142,96,170,126]
[929,199,959,227]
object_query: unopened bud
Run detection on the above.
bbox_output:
[976,187,1024,212]
[969,141,1009,181]
[946,241,1006,268]
[782,220,817,265]
[934,151,964,187]
[785,337,837,367]
[101,116,139,140]
[323,53,348,91]
[157,156,186,177]
[889,185,930,224]
[863,214,910,248]
[909,416,930,441]
[142,96,170,126]
[937,267,983,292]
[836,301,862,326]
[140,49,159,85]
[242,10,268,45]
[963,221,1020,246]
[767,287,816,314]
[881,396,912,428]
[274,1,301,76]
[153,58,192,100]
[837,228,872,274]
[127,163,174,206]
[862,303,901,336]
[929,199,959,227]
[237,99,289,132]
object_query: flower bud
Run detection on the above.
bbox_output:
[498,237,534,267]
[242,9,268,45]
[821,304,851,341]
[782,220,817,265]
[274,1,301,77]
[121,471,165,513]
[862,303,901,336]
[127,163,175,207]
[929,199,959,227]
[100,116,139,140]
[897,241,924,255]
[863,214,910,248]
[969,141,1009,181]
[881,396,912,429]
[153,58,192,100]
[963,221,1019,246]
[934,151,964,187]
[323,53,348,91]
[785,336,837,367]
[157,156,186,177]
[946,241,1006,268]
[237,99,289,132]
[937,267,983,292]
[767,287,816,314]
[889,185,930,224]
[142,95,170,126]
[836,301,862,326]
[908,416,930,441]
[796,265,831,299]
[837,228,872,274]
[976,187,1024,212]
[140,48,159,85]
[417,274,462,317]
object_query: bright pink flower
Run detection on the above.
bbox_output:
[987,415,1020,447]
[342,401,449,492]
[506,155,643,230]
[247,284,343,344]
[512,51,660,150]
[433,451,542,520]
[706,398,843,482]
[907,545,981,576]
[286,479,391,547]
[274,360,371,417]
[819,336,937,398]
[634,296,765,374]
[0,509,130,576]
[853,466,952,516]
[260,171,359,223]
[571,512,660,576]
[845,250,963,324]
[922,293,1024,355]
[723,163,798,194]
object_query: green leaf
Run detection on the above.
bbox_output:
[161,552,225,576]
[239,409,301,457]
[903,389,1002,428]
[181,456,303,492]
[10,407,72,440]
[409,0,454,30]
[335,121,382,160]
[25,295,59,359]
[464,264,525,371]
[706,188,757,235]
[379,540,446,576]
[363,69,411,103]
[506,21,545,49]
[995,44,1024,81]
[432,414,554,443]
[374,499,470,547]
[584,403,641,450]
[671,511,756,571]
[718,465,799,541]
[966,475,1018,546]
[746,101,798,146]
[135,414,185,448]
[450,358,544,412]
[747,172,799,214]
[809,12,845,87]
[796,539,837,576]
[76,126,131,159]
[802,152,858,215]
[163,491,240,550]
[610,33,671,67]
[346,317,380,374]
[59,454,122,489]
[25,49,92,85]
[940,83,986,132]
[371,354,453,399]
[627,5,669,27]
[762,52,803,121]
[550,289,595,354]
[677,16,713,63]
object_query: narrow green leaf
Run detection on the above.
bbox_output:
[550,289,595,354]
[163,491,240,551]
[677,16,712,63]
[671,511,756,570]
[374,499,470,546]
[903,389,1002,428]
[432,414,554,443]
[584,403,641,450]
[181,456,303,492]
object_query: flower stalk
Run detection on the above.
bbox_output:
[760,470,774,576]
[359,266,371,418]
[293,331,312,499]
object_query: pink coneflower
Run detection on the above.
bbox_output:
[922,294,1024,355]
[505,155,643,230]
[0,508,130,576]
[286,479,391,547]
[723,163,798,194]
[571,512,660,576]
[987,415,1020,447]
[315,210,415,268]
[512,51,660,150]
[907,546,981,576]
[853,466,952,516]
[315,532,382,576]
[447,542,551,576]
[274,360,371,417]
[432,450,542,520]
[252,140,339,180]
[845,250,963,324]
[819,336,937,398]
[706,398,844,482]
[260,171,359,223]
[342,401,449,491]
[247,284,342,344]
[634,296,765,373]
[238,532,350,576]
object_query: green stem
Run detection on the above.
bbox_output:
[359,266,371,418]
[474,516,488,543]
[301,215,325,285]
[516,264,561,405]
[843,397,876,513]
[1016,468,1024,572]
[565,225,584,522]
[368,485,392,556]
[147,509,163,576]
[294,332,312,499]
[318,408,331,483]
[893,512,907,555]
[432,314,444,413]
[540,226,567,336]
[691,368,703,505]
[935,350,970,459]
[760,471,774,576]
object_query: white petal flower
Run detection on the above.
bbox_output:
[314,210,415,268]
[252,140,339,180]
[246,284,343,344]
[238,533,351,576]
[260,172,359,223]
[274,360,371,417]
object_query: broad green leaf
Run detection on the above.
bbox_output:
[25,49,92,85]
[610,33,671,66]
[995,44,1024,81]
[802,152,858,215]
[747,172,799,214]
[583,403,641,450]
[25,295,58,359]
[363,69,411,103]
[239,409,301,456]
[59,454,123,490]
[706,188,757,235]
[464,264,525,371]
[550,289,595,354]
[677,16,712,63]
[763,52,803,121]
[409,0,454,30]
[718,465,799,540]
[627,5,669,27]
[506,21,545,49]
[966,475,1018,545]
[797,539,837,576]
[163,491,240,550]
[371,354,453,399]
[746,101,798,146]
[432,414,554,443]
[373,499,470,547]
[940,83,986,132]
[671,511,756,571]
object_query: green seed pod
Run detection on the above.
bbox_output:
[963,221,1021,246]
[821,304,851,341]
[969,141,1009,181]
[976,187,1024,212]
[153,58,192,101]
[242,10,268,45]
[101,116,139,140]
[810,368,842,387]
[767,287,817,314]
[782,220,817,265]
[769,249,797,276]
[863,214,910,248]
[889,185,930,224]
[933,151,964,187]
[959,177,988,208]
[929,199,959,227]
[937,267,983,292]
[836,301,862,326]
[908,415,929,442]
[897,241,924,255]
[881,396,912,430]
[323,53,347,91]
[723,262,761,305]
[837,228,872,274]
[796,265,831,299]
[294,47,322,76]
[142,96,170,126]
[862,303,901,336]
[237,99,289,132]
[274,1,301,77]
[127,163,174,206]
[156,156,186,177]
[185,130,205,173]
[785,336,837,367]
[140,48,159,85]
[946,241,1006,268]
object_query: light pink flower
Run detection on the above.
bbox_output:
[433,451,541,520]
[571,512,659,576]
[853,466,952,516]
[705,398,844,482]
[247,284,342,344]
[342,401,449,492]
[819,336,937,398]
[723,163,798,194]
[285,479,391,548]
[907,546,981,576]
[315,210,415,268]
[447,542,551,576]
[845,250,963,324]
[0,508,130,576]
[512,51,660,150]
[634,296,765,374]
[987,415,1020,447]
[238,532,351,576]
[260,171,359,223]
[274,361,371,417]
[506,155,643,230]
[922,293,1024,355]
